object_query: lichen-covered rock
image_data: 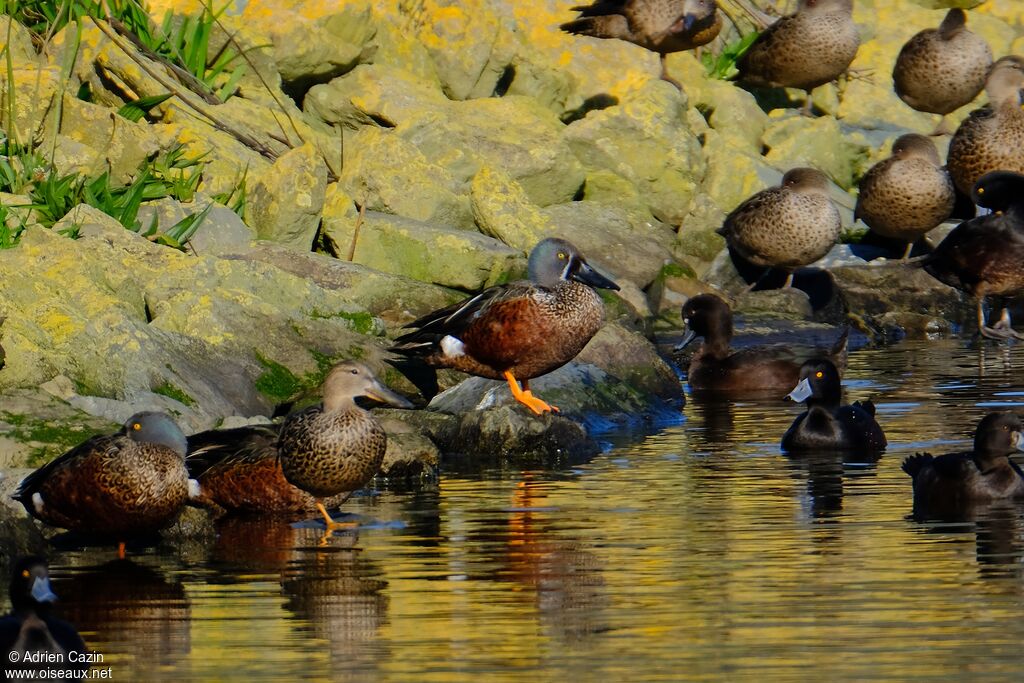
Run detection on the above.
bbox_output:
[137,197,255,255]
[471,165,553,249]
[260,1,375,84]
[0,65,62,142]
[564,80,705,224]
[399,96,585,207]
[762,114,866,190]
[245,143,327,249]
[324,210,526,290]
[54,95,162,183]
[304,63,448,129]
[340,126,474,228]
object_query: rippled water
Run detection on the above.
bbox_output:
[7,339,1024,681]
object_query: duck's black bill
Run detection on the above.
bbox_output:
[573,261,620,291]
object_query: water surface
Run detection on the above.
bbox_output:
[8,339,1024,681]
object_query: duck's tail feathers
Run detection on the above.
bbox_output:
[902,452,933,477]
[559,15,629,40]
[387,357,439,403]
[853,399,877,417]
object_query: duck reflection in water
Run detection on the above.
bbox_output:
[282,545,389,670]
[54,559,189,669]
[908,501,1024,581]
[783,450,882,522]
[469,477,610,642]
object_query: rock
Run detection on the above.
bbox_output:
[564,80,705,224]
[0,64,62,144]
[340,126,474,228]
[0,389,117,468]
[53,95,162,183]
[245,143,327,249]
[400,96,585,207]
[762,114,865,190]
[137,196,255,255]
[0,16,37,64]
[304,64,448,129]
[830,261,974,336]
[673,193,727,272]
[151,121,272,199]
[379,421,440,477]
[324,210,526,290]
[735,289,814,321]
[471,165,552,248]
[646,262,714,320]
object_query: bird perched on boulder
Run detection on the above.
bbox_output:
[946,55,1024,195]
[717,168,840,289]
[13,412,194,559]
[855,133,955,260]
[736,0,859,115]
[560,0,721,87]
[892,8,992,135]
[391,238,619,416]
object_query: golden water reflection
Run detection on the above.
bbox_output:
[9,340,1024,680]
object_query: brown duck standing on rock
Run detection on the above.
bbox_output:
[276,361,413,543]
[736,0,859,115]
[855,133,955,260]
[716,167,841,289]
[892,8,992,136]
[920,171,1024,339]
[946,55,1024,195]
[560,0,721,87]
[391,238,619,416]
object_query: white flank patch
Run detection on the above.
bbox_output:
[440,335,466,358]
[32,492,45,514]
[188,479,202,499]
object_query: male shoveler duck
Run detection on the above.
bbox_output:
[276,361,412,541]
[920,171,1024,339]
[1,557,86,678]
[390,238,620,415]
[675,293,847,397]
[13,412,194,558]
[781,358,886,453]
[903,412,1024,509]
[560,0,721,87]
[186,424,351,515]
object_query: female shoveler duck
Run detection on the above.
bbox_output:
[275,361,412,540]
[902,412,1024,509]
[781,358,887,453]
[920,171,1024,339]
[1,557,86,675]
[13,412,194,558]
[391,238,619,415]
[676,293,847,397]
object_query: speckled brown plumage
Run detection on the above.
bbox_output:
[737,0,859,93]
[947,55,1024,195]
[276,361,411,505]
[856,134,955,246]
[560,0,721,54]
[717,168,840,270]
[186,424,351,514]
[13,413,190,537]
[893,9,992,117]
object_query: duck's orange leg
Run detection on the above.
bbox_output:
[316,501,358,546]
[118,542,126,560]
[503,372,559,415]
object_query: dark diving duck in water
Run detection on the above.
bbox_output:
[1,557,87,681]
[919,171,1024,339]
[781,358,886,453]
[676,293,847,397]
[391,238,619,415]
[903,412,1024,509]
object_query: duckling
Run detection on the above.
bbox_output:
[781,358,886,452]
[737,0,859,115]
[277,361,412,542]
[676,293,847,396]
[920,171,1024,339]
[391,238,619,415]
[892,9,992,135]
[186,424,353,516]
[902,412,1024,507]
[560,0,722,87]
[13,412,194,558]
[947,55,1024,195]
[1,557,86,676]
[716,168,840,289]
[855,133,955,260]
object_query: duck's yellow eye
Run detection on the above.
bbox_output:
[21,570,29,578]
[132,423,142,431]
[815,371,823,378]
[557,252,567,260]
[977,187,985,195]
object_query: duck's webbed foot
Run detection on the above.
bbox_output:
[982,309,1024,341]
